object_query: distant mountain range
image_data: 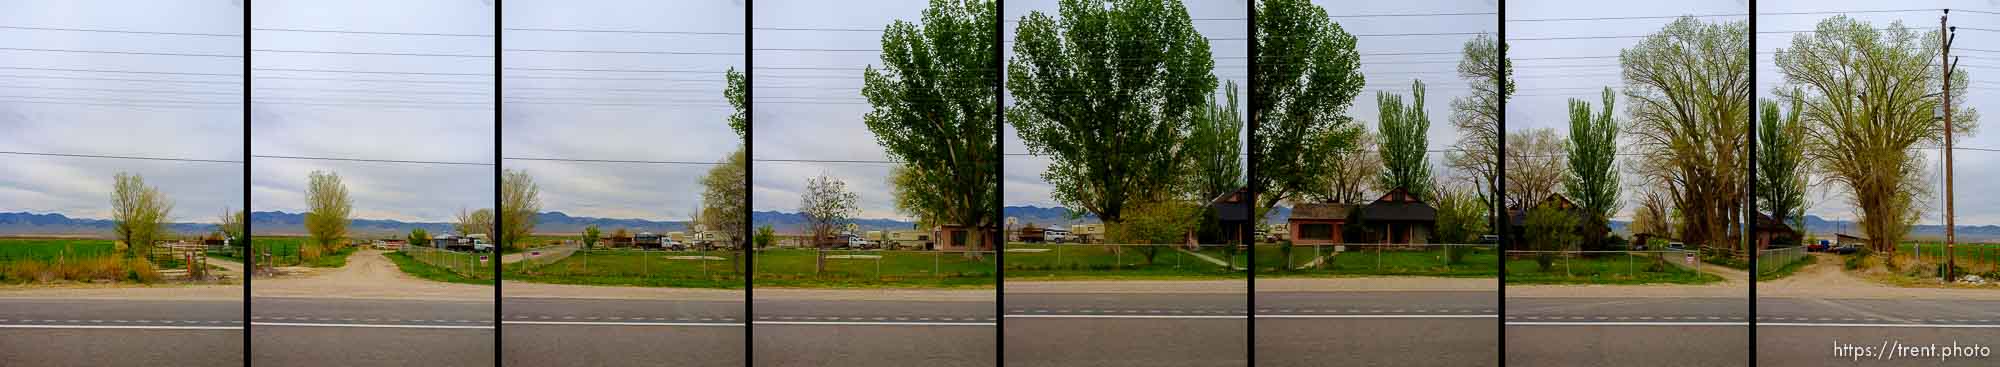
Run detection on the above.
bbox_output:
[752,211,917,234]
[1003,205,1098,227]
[249,211,454,237]
[0,212,218,237]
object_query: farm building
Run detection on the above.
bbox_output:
[1754,213,1799,250]
[1205,186,1254,245]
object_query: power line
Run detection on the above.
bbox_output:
[254,76,490,85]
[255,97,487,105]
[507,86,719,93]
[1330,12,1494,18]
[0,151,241,163]
[502,157,724,165]
[0,84,240,96]
[752,158,899,164]
[1756,9,1937,16]
[0,46,240,58]
[1354,31,1487,37]
[0,25,238,37]
[254,49,494,58]
[0,66,240,76]
[251,101,490,110]
[256,86,488,96]
[505,75,721,82]
[254,67,489,76]
[252,27,492,37]
[1507,13,1746,22]
[504,67,730,74]
[0,94,236,105]
[253,155,492,166]
[503,27,742,36]
[504,48,742,55]
[0,98,234,110]
[0,73,240,85]
[755,48,880,52]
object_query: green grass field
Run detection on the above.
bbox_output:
[1252,245,1498,278]
[1504,252,1722,284]
[754,248,994,288]
[506,249,742,288]
[1897,243,2000,269]
[0,238,117,263]
[384,251,493,285]
[1002,243,1243,280]
[253,236,357,268]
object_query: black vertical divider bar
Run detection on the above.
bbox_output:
[493,1,505,364]
[1746,1,1758,365]
[743,1,756,366]
[241,0,253,364]
[993,1,1007,366]
[1244,0,1258,365]
[1494,2,1508,365]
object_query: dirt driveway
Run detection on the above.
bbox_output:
[1758,253,2000,300]
[253,249,491,301]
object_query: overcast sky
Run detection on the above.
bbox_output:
[750,0,945,220]
[502,0,743,222]
[1507,0,1745,221]
[250,0,493,223]
[0,0,243,223]
[1758,0,2000,225]
[1002,0,1251,208]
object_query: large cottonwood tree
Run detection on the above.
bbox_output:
[1252,0,1364,216]
[864,0,998,242]
[1621,17,1749,255]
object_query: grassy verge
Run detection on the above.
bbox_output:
[253,237,359,268]
[1002,243,1241,281]
[0,238,166,284]
[384,251,493,285]
[1504,253,1723,285]
[504,249,744,289]
[1756,253,1815,281]
[755,248,994,288]
[1252,245,1498,278]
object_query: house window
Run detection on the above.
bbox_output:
[1300,223,1334,240]
[951,230,967,247]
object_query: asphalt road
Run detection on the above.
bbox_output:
[755,297,995,367]
[1255,291,1497,367]
[1506,297,1749,366]
[0,299,243,367]
[1005,292,1244,367]
[1755,298,2000,367]
[251,297,494,367]
[503,297,744,367]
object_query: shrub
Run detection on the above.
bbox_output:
[301,243,323,263]
[124,258,160,283]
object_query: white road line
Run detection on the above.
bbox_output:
[505,321,744,327]
[1008,314,1246,320]
[0,324,239,330]
[1256,314,1497,319]
[1758,323,2000,328]
[757,321,994,326]
[1507,321,1747,326]
[252,322,492,329]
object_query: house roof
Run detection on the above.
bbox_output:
[1291,202,1356,221]
[1507,193,1588,227]
[1206,186,1252,222]
[1755,213,1797,236]
[1359,187,1436,222]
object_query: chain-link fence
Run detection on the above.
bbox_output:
[1253,243,1496,276]
[1004,243,1242,277]
[755,248,995,282]
[509,247,741,281]
[402,245,489,279]
[1756,246,1808,276]
[1504,249,1707,282]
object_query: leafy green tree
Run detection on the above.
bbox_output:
[863,0,997,247]
[754,225,777,249]
[1105,199,1201,266]
[1524,204,1578,272]
[1774,16,1977,253]
[582,225,600,250]
[1375,79,1434,198]
[1446,34,1511,222]
[501,170,540,251]
[112,172,173,259]
[1009,0,1216,223]
[1622,17,1749,254]
[1252,0,1364,216]
[1756,98,1808,245]
[700,149,747,273]
[725,67,746,139]
[1186,81,1244,201]
[408,228,431,249]
[1313,131,1378,204]
[217,207,244,247]
[1564,87,1619,249]
[1432,183,1488,263]
[304,170,351,252]
[1504,128,1564,208]
[456,208,494,238]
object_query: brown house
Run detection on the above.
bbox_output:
[1754,213,1799,250]
[1358,187,1437,244]
[1506,193,1607,250]
[1207,187,1255,245]
[1288,203,1356,245]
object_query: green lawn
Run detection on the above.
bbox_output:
[0,238,161,284]
[506,249,743,289]
[252,236,358,268]
[1002,243,1243,280]
[755,248,994,288]
[1504,252,1723,284]
[385,251,493,285]
[1252,244,1498,278]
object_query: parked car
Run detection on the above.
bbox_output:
[1666,242,1687,251]
[1830,244,1860,254]
[664,240,686,251]
[1478,235,1499,244]
[1807,240,1830,252]
[471,241,493,253]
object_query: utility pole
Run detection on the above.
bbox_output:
[1942,9,1958,281]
